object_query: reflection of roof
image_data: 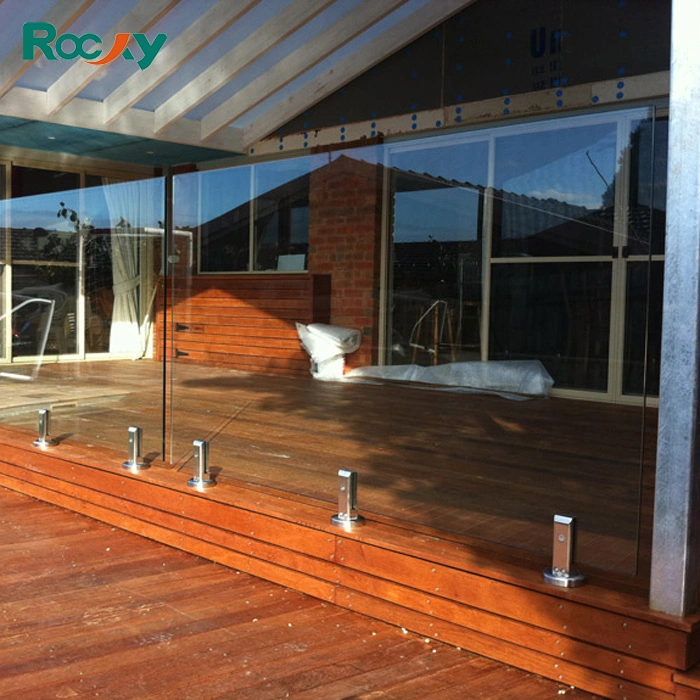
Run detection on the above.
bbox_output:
[10,227,78,261]
[394,166,664,255]
[393,240,481,277]
[196,155,663,256]
[200,172,311,235]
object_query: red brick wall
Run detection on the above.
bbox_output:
[153,152,383,378]
[307,154,383,370]
[154,275,318,376]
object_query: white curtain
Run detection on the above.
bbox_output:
[102,179,157,358]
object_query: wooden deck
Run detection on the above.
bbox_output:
[0,487,601,699]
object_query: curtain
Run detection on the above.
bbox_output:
[102,179,158,358]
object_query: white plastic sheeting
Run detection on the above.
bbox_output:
[296,323,362,380]
[346,360,554,399]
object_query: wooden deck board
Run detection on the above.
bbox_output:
[0,487,602,699]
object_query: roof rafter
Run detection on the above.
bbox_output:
[103,0,263,127]
[243,0,476,147]
[200,0,411,142]
[46,0,178,117]
[152,0,336,135]
[0,0,95,101]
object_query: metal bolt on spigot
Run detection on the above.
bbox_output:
[187,439,216,490]
[122,426,149,471]
[33,408,58,447]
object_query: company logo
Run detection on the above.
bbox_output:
[23,22,167,70]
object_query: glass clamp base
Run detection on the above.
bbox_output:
[188,476,216,490]
[543,566,587,588]
[331,514,366,530]
[123,460,149,471]
[33,438,58,448]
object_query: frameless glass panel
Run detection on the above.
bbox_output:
[11,262,78,356]
[490,262,612,391]
[162,112,660,579]
[194,166,252,272]
[0,176,165,461]
[628,117,668,256]
[10,191,81,264]
[388,139,488,365]
[169,166,252,467]
[493,119,618,257]
[0,166,8,366]
[167,149,368,488]
[254,158,310,271]
[623,263,663,397]
[84,178,163,358]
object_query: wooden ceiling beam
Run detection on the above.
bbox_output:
[103,0,263,126]
[45,0,178,117]
[0,0,95,101]
[200,0,411,142]
[152,0,336,135]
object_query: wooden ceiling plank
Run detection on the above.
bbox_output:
[103,0,263,126]
[0,0,95,101]
[0,85,244,153]
[45,0,179,117]
[243,0,476,147]
[200,0,411,141]
[152,0,336,135]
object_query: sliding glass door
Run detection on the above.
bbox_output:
[387,136,489,367]
[387,107,664,403]
[0,167,163,374]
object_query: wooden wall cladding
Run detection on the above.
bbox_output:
[0,424,698,700]
[154,274,330,376]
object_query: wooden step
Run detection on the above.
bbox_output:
[0,422,698,700]
[675,665,700,699]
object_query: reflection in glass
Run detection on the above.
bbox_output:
[388,140,488,365]
[493,120,618,257]
[624,261,663,396]
[0,111,663,579]
[490,262,612,391]
[12,263,78,355]
[98,178,163,357]
[628,117,668,256]
[5,176,164,359]
[182,166,253,272]
[254,158,310,271]
[84,230,114,353]
[10,191,82,264]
